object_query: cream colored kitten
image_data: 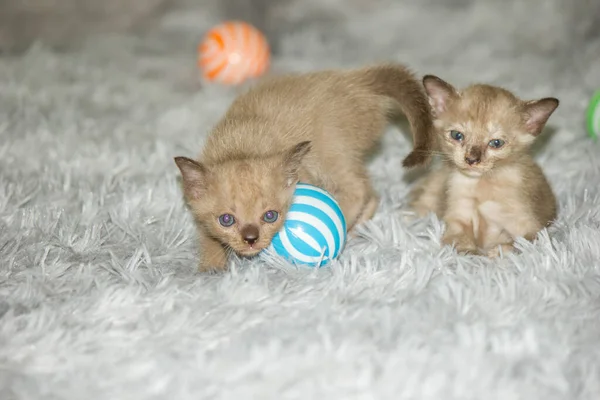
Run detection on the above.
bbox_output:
[175,63,435,272]
[409,75,558,257]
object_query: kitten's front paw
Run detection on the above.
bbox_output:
[199,250,228,273]
[198,260,228,274]
[487,243,515,259]
[456,246,483,256]
[198,235,229,273]
[443,233,479,255]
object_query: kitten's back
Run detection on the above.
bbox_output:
[202,64,434,166]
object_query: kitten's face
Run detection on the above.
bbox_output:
[175,141,311,258]
[435,88,530,176]
[193,159,294,256]
[423,76,559,177]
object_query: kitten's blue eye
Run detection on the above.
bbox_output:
[450,130,464,141]
[488,139,505,148]
[218,213,235,227]
[263,210,279,223]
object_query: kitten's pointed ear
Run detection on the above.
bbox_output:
[283,141,312,187]
[174,156,207,201]
[523,98,559,136]
[422,75,458,116]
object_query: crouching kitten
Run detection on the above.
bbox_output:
[409,75,559,257]
[175,63,435,272]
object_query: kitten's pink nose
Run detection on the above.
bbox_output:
[465,156,481,166]
[241,225,259,245]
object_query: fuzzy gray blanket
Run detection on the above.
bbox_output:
[1,1,599,399]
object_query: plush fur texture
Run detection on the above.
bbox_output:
[1,1,600,399]
[175,64,433,271]
[409,77,558,257]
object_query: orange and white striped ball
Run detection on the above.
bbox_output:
[197,21,270,85]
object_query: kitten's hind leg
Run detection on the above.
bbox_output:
[356,192,380,226]
[336,189,370,233]
[408,167,447,217]
[329,170,378,232]
[478,203,543,258]
[197,227,229,273]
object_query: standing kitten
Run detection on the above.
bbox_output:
[175,63,434,272]
[409,75,559,257]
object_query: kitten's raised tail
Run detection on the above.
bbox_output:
[359,64,435,168]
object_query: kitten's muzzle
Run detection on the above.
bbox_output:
[464,147,483,166]
[465,156,481,166]
[464,146,484,166]
[241,224,259,246]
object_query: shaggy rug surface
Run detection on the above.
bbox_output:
[1,2,600,399]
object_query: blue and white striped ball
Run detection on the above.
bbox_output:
[267,183,347,267]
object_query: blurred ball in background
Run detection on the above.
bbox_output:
[197,21,270,85]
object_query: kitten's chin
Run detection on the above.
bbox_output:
[459,168,485,178]
[235,245,266,257]
[238,249,262,257]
